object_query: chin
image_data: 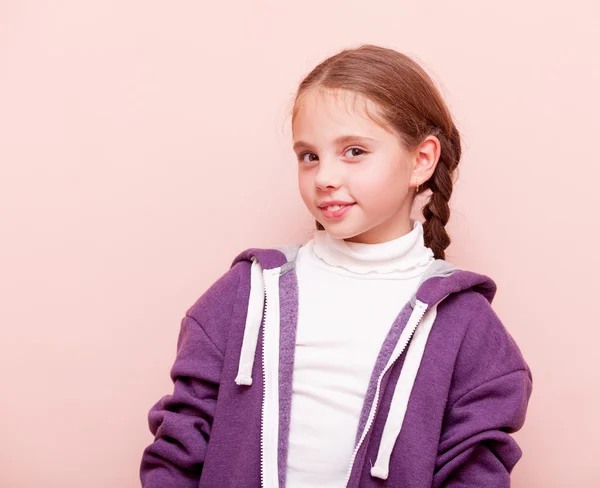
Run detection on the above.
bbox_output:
[317,221,366,241]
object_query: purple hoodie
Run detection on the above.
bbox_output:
[140,244,533,487]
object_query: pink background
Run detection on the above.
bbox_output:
[1,1,598,487]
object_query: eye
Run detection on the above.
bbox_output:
[298,152,319,163]
[344,147,366,159]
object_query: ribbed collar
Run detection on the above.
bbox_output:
[310,219,435,278]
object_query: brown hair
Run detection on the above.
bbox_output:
[291,44,461,260]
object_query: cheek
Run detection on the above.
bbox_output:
[353,166,406,207]
[297,172,313,204]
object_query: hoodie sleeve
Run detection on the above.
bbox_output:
[433,297,533,488]
[139,263,245,488]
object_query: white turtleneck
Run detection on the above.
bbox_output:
[285,219,436,488]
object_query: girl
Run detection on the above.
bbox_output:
[140,44,532,488]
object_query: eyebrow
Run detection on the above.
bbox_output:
[292,134,378,152]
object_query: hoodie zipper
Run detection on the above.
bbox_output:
[343,300,429,487]
[261,267,281,488]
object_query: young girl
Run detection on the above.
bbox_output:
[140,44,532,488]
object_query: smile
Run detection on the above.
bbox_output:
[319,203,355,219]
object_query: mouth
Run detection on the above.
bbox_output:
[318,202,356,219]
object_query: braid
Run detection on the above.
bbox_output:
[420,126,461,260]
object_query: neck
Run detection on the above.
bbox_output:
[310,218,435,278]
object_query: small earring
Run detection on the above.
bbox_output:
[416,181,420,192]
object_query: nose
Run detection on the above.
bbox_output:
[314,159,343,190]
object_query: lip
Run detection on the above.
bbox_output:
[317,200,356,208]
[318,201,356,220]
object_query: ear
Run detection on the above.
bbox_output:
[411,135,441,189]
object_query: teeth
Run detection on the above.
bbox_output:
[327,205,342,211]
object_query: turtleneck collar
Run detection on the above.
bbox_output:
[310,218,435,278]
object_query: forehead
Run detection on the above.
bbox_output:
[292,87,391,138]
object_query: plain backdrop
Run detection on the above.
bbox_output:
[1,1,599,487]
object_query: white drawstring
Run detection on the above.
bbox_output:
[234,258,265,386]
[370,303,439,480]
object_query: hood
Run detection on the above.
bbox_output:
[228,243,497,487]
[230,244,300,387]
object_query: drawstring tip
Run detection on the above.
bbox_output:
[235,375,253,386]
[370,466,388,480]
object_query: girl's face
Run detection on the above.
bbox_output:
[293,88,433,244]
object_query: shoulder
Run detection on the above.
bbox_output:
[182,243,299,335]
[185,257,251,323]
[181,255,252,353]
[446,290,532,405]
